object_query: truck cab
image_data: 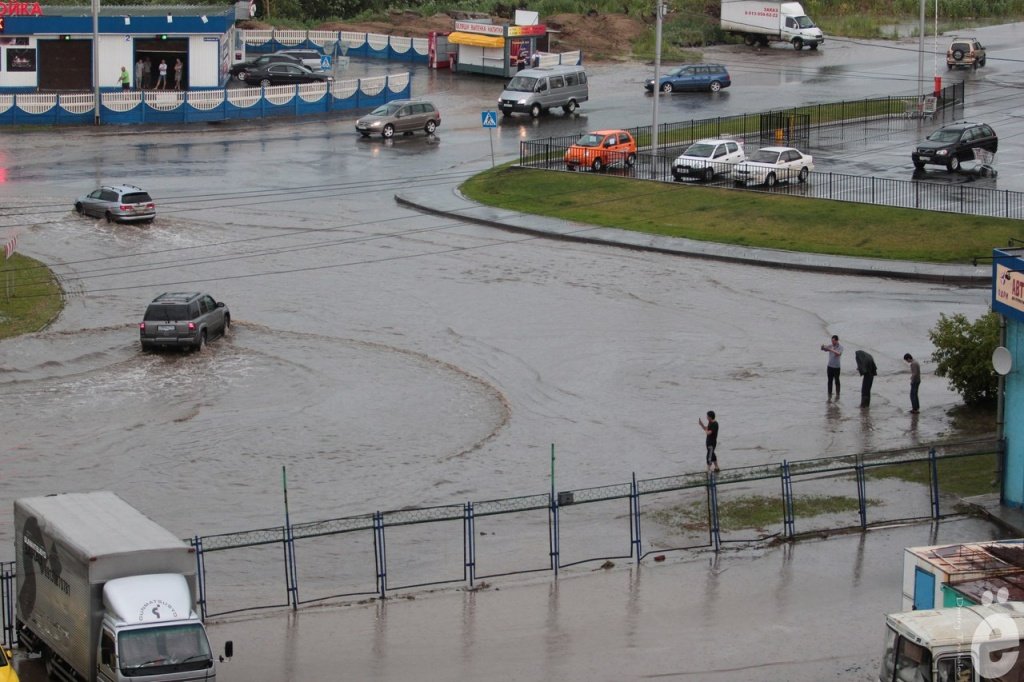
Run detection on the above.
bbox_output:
[98,574,215,681]
[880,603,1024,681]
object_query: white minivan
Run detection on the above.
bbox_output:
[498,65,588,118]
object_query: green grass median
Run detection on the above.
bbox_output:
[0,253,63,340]
[461,167,1021,263]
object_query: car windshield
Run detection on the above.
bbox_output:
[122,192,152,204]
[574,134,606,148]
[749,150,782,163]
[795,15,816,28]
[682,143,715,159]
[927,129,964,143]
[370,103,402,116]
[145,304,189,322]
[505,76,537,92]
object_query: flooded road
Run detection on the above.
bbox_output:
[0,24,1020,680]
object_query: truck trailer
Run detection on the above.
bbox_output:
[14,491,230,682]
[720,1,824,50]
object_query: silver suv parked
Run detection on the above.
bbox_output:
[74,185,155,224]
[139,292,230,351]
[355,100,441,139]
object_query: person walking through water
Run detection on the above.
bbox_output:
[821,335,843,400]
[699,410,720,475]
[855,350,877,408]
[904,353,921,413]
[156,59,168,89]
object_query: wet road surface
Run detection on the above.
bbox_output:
[1,22,1022,681]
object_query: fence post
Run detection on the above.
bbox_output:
[284,520,298,610]
[781,460,795,538]
[929,447,941,519]
[374,511,387,599]
[707,473,721,552]
[1,563,13,648]
[193,535,208,620]
[631,472,642,564]
[856,460,867,529]
[464,502,476,587]
[550,491,560,575]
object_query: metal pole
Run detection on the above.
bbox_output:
[651,0,662,178]
[92,0,101,125]
[916,0,924,107]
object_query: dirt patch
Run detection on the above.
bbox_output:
[242,12,649,62]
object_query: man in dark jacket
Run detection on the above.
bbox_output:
[855,350,877,408]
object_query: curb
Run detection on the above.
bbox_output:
[394,191,991,286]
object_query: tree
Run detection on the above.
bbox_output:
[927,311,1000,407]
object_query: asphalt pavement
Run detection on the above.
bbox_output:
[395,184,992,285]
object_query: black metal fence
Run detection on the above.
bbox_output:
[0,437,1000,645]
[518,83,1024,218]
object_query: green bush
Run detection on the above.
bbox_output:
[928,311,1000,407]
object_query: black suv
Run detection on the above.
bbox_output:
[140,292,230,351]
[911,121,997,172]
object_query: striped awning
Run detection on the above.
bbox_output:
[447,31,505,48]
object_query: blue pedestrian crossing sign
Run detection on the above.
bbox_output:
[481,111,498,128]
[320,54,332,70]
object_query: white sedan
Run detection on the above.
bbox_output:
[671,138,746,182]
[733,147,815,187]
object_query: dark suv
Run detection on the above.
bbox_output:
[946,38,986,70]
[140,292,230,351]
[911,121,997,172]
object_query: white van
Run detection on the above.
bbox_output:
[498,65,588,118]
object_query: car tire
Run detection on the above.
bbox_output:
[104,211,113,223]
[625,153,636,167]
[672,172,683,182]
[980,57,987,67]
[809,42,819,51]
[382,124,395,139]
[563,100,577,114]
[765,173,778,187]
[222,315,231,336]
[972,61,978,70]
[259,78,271,87]
[947,156,960,172]
[793,38,803,50]
[703,167,714,182]
[195,331,207,352]
[74,202,84,215]
[359,132,370,138]
[946,63,953,71]
[798,167,809,183]
[237,72,247,82]
[744,35,756,46]
[953,49,965,61]
[591,158,604,173]
[425,120,437,134]
[709,81,722,92]
[913,159,925,170]
[530,103,542,118]
[660,82,673,93]
[141,341,153,352]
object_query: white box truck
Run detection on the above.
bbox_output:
[720,1,824,50]
[880,602,1024,681]
[14,491,231,682]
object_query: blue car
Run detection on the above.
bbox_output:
[645,64,731,93]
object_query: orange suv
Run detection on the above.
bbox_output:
[946,38,986,70]
[564,129,637,172]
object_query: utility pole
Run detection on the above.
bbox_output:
[651,0,663,178]
[92,0,100,124]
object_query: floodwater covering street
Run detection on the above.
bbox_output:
[2,20,1023,681]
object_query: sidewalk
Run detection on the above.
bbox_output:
[395,187,991,285]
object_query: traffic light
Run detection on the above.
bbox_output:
[155,34,168,40]
[60,34,72,40]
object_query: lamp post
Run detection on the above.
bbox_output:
[916,0,924,107]
[92,0,100,124]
